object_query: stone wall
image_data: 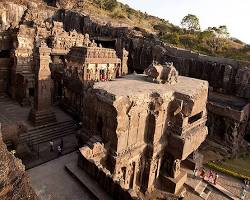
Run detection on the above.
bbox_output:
[78,154,135,200]
[56,9,250,100]
[1,1,249,152]
[3,2,248,100]
[0,58,10,94]
[0,124,37,200]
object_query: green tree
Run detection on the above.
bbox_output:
[217,25,229,38]
[207,25,229,38]
[181,14,201,32]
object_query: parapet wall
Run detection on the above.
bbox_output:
[0,58,10,93]
[126,38,250,100]
[78,153,134,200]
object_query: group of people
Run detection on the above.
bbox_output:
[193,168,249,199]
[193,168,219,184]
[49,138,64,156]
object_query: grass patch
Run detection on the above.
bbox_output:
[207,153,250,180]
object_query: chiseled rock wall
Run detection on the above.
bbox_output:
[58,9,250,99]
[0,125,38,200]
[2,1,249,100]
[0,2,27,30]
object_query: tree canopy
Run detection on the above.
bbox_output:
[181,14,201,32]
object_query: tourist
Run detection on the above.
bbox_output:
[193,168,197,177]
[244,179,249,188]
[57,145,62,156]
[200,168,206,178]
[49,141,54,152]
[240,187,246,200]
[214,173,219,185]
[208,170,213,183]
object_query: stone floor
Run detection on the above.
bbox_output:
[23,134,78,169]
[27,152,95,200]
[0,96,72,129]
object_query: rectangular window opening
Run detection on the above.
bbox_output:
[188,111,203,124]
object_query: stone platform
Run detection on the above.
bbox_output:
[65,162,113,200]
[29,108,57,126]
[0,96,73,145]
[0,96,72,127]
[158,170,187,194]
[27,152,94,200]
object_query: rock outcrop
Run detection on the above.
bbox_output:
[1,0,249,154]
[0,124,38,200]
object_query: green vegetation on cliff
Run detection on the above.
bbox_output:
[81,0,250,62]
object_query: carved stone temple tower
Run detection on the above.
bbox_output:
[29,41,56,126]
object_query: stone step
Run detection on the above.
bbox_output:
[32,129,75,145]
[27,120,74,133]
[195,181,207,195]
[26,121,75,135]
[31,116,57,127]
[200,189,212,200]
[20,123,75,142]
[19,121,76,145]
[21,124,75,143]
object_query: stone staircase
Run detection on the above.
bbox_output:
[194,180,212,200]
[19,120,76,146]
[185,172,212,200]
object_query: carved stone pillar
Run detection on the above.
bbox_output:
[29,42,56,126]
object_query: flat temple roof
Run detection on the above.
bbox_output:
[93,74,208,98]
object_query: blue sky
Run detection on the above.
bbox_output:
[118,0,250,44]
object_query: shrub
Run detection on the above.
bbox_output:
[111,8,126,19]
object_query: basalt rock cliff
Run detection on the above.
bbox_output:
[0,125,38,200]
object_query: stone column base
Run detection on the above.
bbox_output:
[158,170,187,194]
[183,152,204,170]
[29,109,57,126]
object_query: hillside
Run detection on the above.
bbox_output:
[70,0,250,62]
[4,0,250,62]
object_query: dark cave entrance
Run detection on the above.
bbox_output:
[214,118,226,140]
[94,38,116,49]
[0,50,10,58]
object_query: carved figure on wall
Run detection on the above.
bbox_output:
[84,33,90,46]
[171,159,180,178]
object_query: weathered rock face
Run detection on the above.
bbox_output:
[1,0,249,153]
[0,125,37,200]
[78,73,208,197]
[144,62,178,84]
[0,2,27,30]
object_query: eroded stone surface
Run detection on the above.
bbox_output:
[0,124,38,200]
[78,72,208,198]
